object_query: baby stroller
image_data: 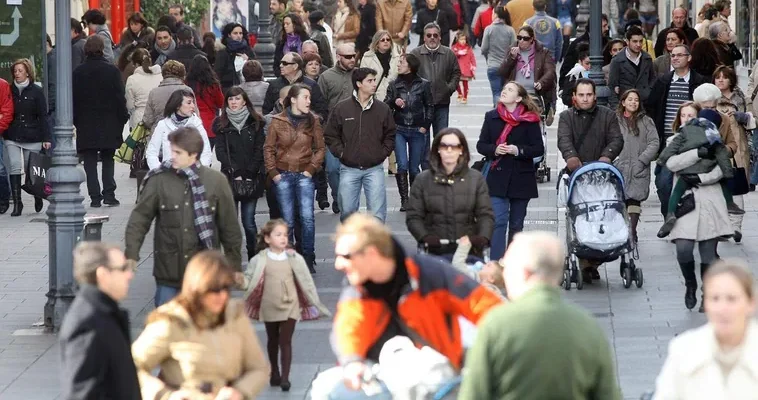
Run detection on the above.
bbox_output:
[561,162,643,290]
[530,94,551,184]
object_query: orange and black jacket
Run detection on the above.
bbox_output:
[330,244,504,370]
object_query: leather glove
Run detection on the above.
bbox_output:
[680,174,701,187]
[697,146,710,159]
[566,157,582,171]
[422,235,441,247]
[469,235,489,249]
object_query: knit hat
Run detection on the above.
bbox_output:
[698,108,722,128]
[692,83,722,103]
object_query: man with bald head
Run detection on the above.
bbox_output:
[262,52,328,119]
[654,7,699,57]
[459,231,622,400]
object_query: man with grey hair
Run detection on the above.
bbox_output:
[59,242,139,399]
[709,21,737,68]
[459,231,622,399]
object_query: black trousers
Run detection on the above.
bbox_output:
[81,149,116,202]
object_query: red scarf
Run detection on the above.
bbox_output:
[490,103,540,168]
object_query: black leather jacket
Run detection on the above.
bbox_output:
[385,75,434,130]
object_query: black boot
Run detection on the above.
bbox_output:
[657,214,677,238]
[315,169,329,210]
[304,253,316,274]
[679,261,697,310]
[396,172,409,212]
[10,175,23,217]
[34,196,43,212]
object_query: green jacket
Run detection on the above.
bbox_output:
[459,285,621,400]
[124,166,243,287]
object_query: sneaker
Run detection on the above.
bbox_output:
[318,199,330,210]
[657,215,677,238]
[457,95,462,102]
[462,97,468,104]
[90,200,102,208]
[727,202,745,215]
[103,198,120,207]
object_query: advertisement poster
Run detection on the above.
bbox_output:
[210,0,249,38]
[0,0,45,83]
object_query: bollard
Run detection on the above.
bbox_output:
[80,215,110,242]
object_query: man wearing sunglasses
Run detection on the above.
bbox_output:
[262,52,328,120]
[410,22,461,169]
[60,242,140,400]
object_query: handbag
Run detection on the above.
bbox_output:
[728,43,743,62]
[471,158,492,178]
[22,150,52,199]
[674,192,696,218]
[223,129,264,201]
[114,122,148,165]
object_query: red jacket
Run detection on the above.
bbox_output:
[451,43,476,78]
[331,246,503,370]
[194,84,224,138]
[473,7,494,38]
[0,78,13,135]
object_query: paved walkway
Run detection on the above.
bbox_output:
[1,42,757,400]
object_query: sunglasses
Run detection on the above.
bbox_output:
[280,61,297,66]
[516,35,532,41]
[379,37,391,43]
[207,284,232,294]
[425,33,440,38]
[339,54,357,59]
[439,143,463,151]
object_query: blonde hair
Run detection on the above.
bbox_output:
[488,260,505,289]
[335,213,394,258]
[704,258,754,299]
[10,59,35,83]
[176,250,236,328]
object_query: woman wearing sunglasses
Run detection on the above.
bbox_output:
[476,81,544,260]
[132,250,269,400]
[498,25,556,113]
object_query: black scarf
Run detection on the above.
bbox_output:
[363,239,410,311]
[376,50,392,79]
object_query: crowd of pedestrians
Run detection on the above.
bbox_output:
[2,0,751,398]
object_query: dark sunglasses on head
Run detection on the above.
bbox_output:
[426,33,440,38]
[280,61,297,66]
[516,35,532,41]
[207,284,232,294]
[439,143,463,151]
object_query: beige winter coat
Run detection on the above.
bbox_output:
[243,250,331,320]
[131,299,269,400]
[142,77,194,131]
[125,65,162,129]
[653,320,758,400]
[664,148,734,241]
[613,113,659,202]
[359,44,401,103]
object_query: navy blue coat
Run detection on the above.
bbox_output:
[476,109,544,199]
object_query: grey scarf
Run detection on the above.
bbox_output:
[226,107,250,132]
[155,39,177,65]
[171,113,191,127]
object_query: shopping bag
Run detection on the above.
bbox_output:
[22,151,52,199]
[114,122,148,164]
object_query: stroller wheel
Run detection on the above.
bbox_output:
[622,268,633,289]
[634,268,644,288]
[546,168,551,182]
[562,270,571,291]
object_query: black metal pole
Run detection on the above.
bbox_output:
[253,0,276,77]
[588,0,610,107]
[44,0,87,331]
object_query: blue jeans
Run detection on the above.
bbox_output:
[422,105,450,170]
[490,196,530,260]
[654,164,674,218]
[238,199,258,255]
[275,171,316,256]
[325,148,341,204]
[395,126,426,181]
[338,164,387,222]
[155,284,180,308]
[487,67,503,107]
[0,139,9,202]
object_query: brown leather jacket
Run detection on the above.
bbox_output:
[263,112,326,180]
[375,0,413,40]
[498,41,557,104]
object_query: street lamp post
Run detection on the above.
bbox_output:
[44,0,87,331]
[587,0,611,107]
[253,0,276,77]
[576,0,590,36]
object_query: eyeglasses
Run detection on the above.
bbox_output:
[425,33,440,38]
[516,35,532,41]
[207,284,232,294]
[670,53,689,58]
[439,143,463,151]
[339,54,357,59]
[379,38,391,43]
[280,61,297,66]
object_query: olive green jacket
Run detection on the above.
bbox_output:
[125,166,242,287]
[459,285,622,400]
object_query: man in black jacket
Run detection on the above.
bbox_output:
[607,25,656,109]
[653,7,700,57]
[324,68,396,222]
[166,26,207,73]
[262,52,328,119]
[414,0,457,47]
[59,242,140,400]
[645,44,707,218]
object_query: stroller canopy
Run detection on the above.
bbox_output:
[567,162,626,204]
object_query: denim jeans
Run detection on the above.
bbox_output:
[155,284,180,308]
[654,164,674,218]
[275,171,316,256]
[422,105,450,170]
[490,196,530,260]
[325,148,341,204]
[238,199,258,255]
[487,67,503,107]
[394,126,426,181]
[0,139,9,202]
[338,164,387,222]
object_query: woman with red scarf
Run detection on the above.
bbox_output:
[476,81,544,259]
